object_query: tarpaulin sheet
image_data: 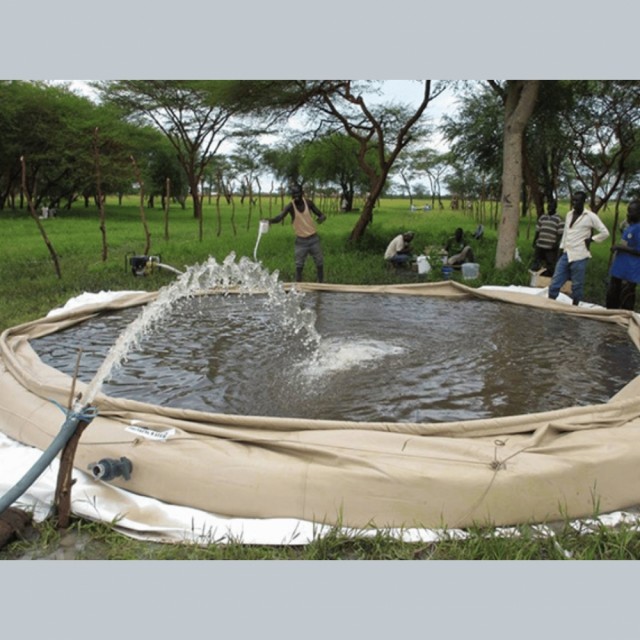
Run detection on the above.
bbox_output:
[2,282,640,540]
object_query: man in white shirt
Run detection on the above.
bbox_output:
[384,231,415,266]
[548,191,610,305]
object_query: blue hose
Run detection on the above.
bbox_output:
[0,405,98,515]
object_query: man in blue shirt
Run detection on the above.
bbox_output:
[606,200,640,311]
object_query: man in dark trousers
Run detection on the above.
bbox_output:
[266,183,327,282]
[606,200,640,310]
[532,199,563,276]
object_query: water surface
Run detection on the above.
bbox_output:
[32,293,640,423]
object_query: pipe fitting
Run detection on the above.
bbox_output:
[89,457,133,482]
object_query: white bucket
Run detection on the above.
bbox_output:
[259,220,270,234]
[461,262,479,280]
[416,255,431,275]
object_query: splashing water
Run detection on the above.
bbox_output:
[76,253,320,410]
[299,338,406,380]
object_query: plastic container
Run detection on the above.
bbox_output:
[441,265,454,280]
[416,255,431,275]
[461,262,479,280]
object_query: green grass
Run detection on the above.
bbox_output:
[3,513,640,560]
[0,194,635,560]
[1,195,619,333]
[0,195,531,330]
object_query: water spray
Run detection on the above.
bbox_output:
[253,219,270,262]
[80,252,322,409]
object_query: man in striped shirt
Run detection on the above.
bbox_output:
[532,200,563,276]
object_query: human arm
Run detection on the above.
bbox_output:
[557,218,568,251]
[398,240,412,254]
[589,213,610,244]
[611,245,640,256]
[266,203,293,225]
[307,199,327,224]
[616,224,640,255]
[556,221,564,247]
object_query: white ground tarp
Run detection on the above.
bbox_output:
[2,282,640,544]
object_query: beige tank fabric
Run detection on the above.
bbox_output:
[2,282,640,530]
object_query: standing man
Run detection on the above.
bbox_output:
[266,183,327,283]
[548,191,610,306]
[531,199,563,276]
[606,200,640,310]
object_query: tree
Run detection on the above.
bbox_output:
[394,147,450,210]
[520,81,575,215]
[561,80,640,212]
[0,81,146,213]
[143,135,189,209]
[96,81,239,238]
[228,139,267,228]
[299,133,370,211]
[262,141,307,190]
[440,82,504,212]
[298,80,440,241]
[490,81,540,268]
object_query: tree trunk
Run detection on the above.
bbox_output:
[54,418,91,529]
[495,81,540,269]
[400,170,413,207]
[20,156,62,278]
[130,156,152,255]
[348,177,385,242]
[93,128,108,262]
[340,182,354,212]
[190,179,202,221]
[164,177,171,241]
[522,149,544,218]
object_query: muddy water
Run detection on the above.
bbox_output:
[32,293,640,423]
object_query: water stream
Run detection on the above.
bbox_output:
[75,253,320,410]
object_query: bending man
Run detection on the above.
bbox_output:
[384,231,415,266]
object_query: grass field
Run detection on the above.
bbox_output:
[0,194,621,331]
[1,194,636,560]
